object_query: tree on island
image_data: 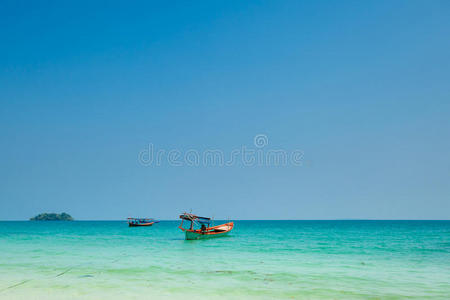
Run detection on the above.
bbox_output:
[30,212,74,221]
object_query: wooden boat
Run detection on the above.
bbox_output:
[179,213,234,240]
[127,218,157,227]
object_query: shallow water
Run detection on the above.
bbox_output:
[1,221,449,299]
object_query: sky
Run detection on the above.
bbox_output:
[1,0,449,220]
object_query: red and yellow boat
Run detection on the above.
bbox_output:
[179,213,234,240]
[127,218,157,227]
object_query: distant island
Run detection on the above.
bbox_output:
[30,213,74,221]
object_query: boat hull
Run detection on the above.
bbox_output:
[185,230,230,240]
[181,222,234,240]
[128,222,154,227]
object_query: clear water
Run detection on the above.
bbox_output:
[1,221,449,299]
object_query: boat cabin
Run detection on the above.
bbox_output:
[179,213,212,231]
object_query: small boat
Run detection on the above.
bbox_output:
[179,213,234,240]
[127,218,158,227]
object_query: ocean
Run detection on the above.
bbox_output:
[0,221,449,299]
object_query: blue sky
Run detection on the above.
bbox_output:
[1,0,449,220]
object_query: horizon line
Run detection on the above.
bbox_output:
[1,219,449,221]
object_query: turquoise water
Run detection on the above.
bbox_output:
[1,221,449,299]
